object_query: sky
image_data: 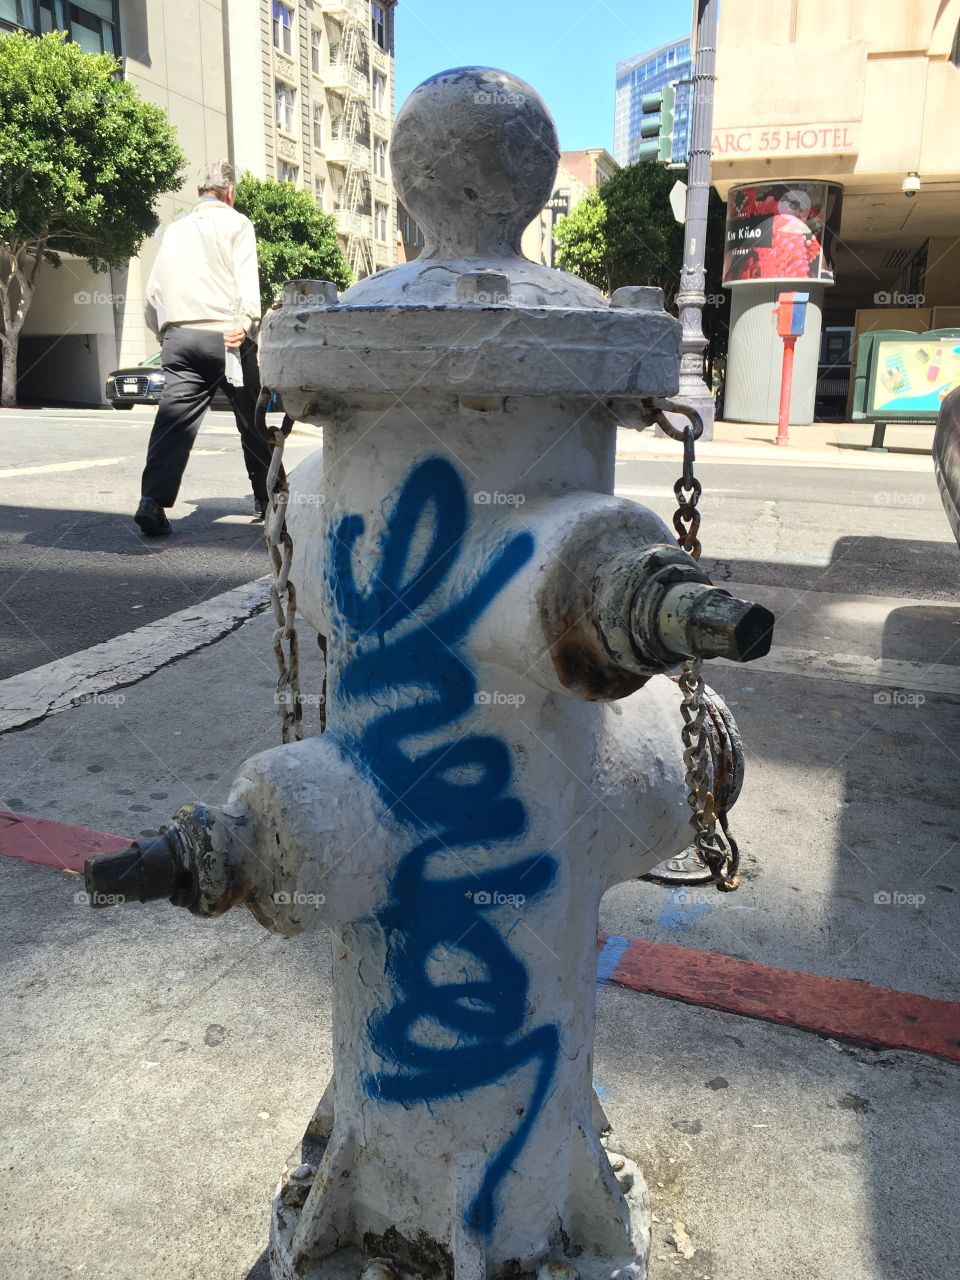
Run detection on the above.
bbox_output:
[394,0,694,154]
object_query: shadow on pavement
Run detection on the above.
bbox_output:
[0,498,271,680]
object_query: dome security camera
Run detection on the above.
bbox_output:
[902,172,921,198]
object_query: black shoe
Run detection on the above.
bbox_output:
[134,496,171,537]
[253,497,267,523]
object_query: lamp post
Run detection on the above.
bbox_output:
[671,0,720,441]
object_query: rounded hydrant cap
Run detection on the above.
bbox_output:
[259,66,684,407]
[391,67,559,259]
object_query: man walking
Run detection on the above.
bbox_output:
[136,160,270,536]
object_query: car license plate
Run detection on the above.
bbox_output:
[123,380,139,392]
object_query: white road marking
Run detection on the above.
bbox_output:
[718,644,960,696]
[0,579,270,734]
[0,456,126,479]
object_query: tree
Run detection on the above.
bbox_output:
[0,30,186,406]
[234,175,352,313]
[553,161,730,360]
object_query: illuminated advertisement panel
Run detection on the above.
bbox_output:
[722,182,843,286]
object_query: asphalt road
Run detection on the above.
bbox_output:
[0,407,319,681]
[1,408,956,684]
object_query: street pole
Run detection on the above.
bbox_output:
[672,0,719,441]
[647,0,721,881]
[777,336,797,447]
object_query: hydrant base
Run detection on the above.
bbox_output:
[268,1111,651,1280]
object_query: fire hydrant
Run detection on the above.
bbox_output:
[86,68,773,1280]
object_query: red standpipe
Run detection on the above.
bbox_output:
[776,335,798,447]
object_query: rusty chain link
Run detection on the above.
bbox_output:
[653,401,741,892]
[257,388,303,744]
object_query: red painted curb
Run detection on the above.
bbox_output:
[598,931,960,1065]
[2,813,957,1064]
[0,810,128,873]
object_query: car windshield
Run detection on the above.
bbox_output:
[144,353,163,367]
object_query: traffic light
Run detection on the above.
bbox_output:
[635,83,676,164]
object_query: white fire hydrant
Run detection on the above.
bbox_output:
[87,68,772,1280]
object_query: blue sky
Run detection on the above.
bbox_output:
[394,0,693,153]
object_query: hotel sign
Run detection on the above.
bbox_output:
[712,123,860,159]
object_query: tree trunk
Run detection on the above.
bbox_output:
[0,244,40,409]
[0,330,19,408]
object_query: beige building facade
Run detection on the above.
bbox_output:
[12,0,397,406]
[225,0,398,282]
[711,0,960,420]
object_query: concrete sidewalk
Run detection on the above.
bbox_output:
[1,603,958,1279]
[618,420,935,471]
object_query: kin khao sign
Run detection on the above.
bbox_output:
[722,181,843,287]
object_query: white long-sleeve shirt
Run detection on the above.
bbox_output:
[145,198,262,339]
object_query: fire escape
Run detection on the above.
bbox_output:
[327,0,373,279]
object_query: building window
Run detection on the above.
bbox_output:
[314,175,326,206]
[275,81,297,134]
[272,1,293,57]
[372,71,387,113]
[0,0,31,29]
[313,103,324,149]
[373,136,387,179]
[375,202,388,241]
[371,2,386,50]
[310,26,323,74]
[278,161,299,184]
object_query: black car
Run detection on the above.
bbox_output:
[105,351,231,411]
[106,351,165,408]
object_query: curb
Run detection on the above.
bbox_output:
[597,932,960,1065]
[2,810,957,1066]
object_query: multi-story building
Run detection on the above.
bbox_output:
[2,0,397,405]
[711,0,960,424]
[614,37,692,166]
[225,0,398,281]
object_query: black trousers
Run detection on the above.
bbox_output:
[140,326,271,508]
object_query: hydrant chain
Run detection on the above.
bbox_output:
[259,387,304,744]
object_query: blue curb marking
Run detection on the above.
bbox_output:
[596,933,631,985]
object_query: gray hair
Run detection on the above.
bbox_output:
[198,159,237,196]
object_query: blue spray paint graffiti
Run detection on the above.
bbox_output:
[331,457,560,1238]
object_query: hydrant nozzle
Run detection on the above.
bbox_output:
[595,545,774,673]
[84,804,236,916]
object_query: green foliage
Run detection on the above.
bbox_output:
[0,29,186,270]
[553,189,609,292]
[552,160,730,356]
[234,174,352,313]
